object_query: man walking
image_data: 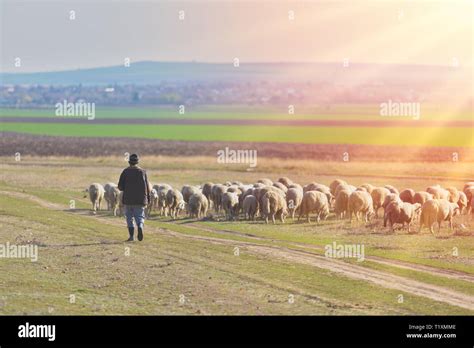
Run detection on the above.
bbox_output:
[118,153,151,241]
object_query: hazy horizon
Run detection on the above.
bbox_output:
[1,0,472,73]
[3,59,472,76]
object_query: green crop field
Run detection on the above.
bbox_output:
[2,122,473,147]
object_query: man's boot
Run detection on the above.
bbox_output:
[137,226,143,241]
[127,227,134,241]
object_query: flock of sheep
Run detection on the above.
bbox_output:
[85,178,474,234]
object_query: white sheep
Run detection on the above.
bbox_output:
[146,188,159,218]
[166,189,185,219]
[348,191,375,222]
[181,185,201,203]
[154,184,172,216]
[105,183,121,216]
[262,191,288,224]
[222,192,240,220]
[371,187,390,217]
[188,193,209,219]
[419,199,460,234]
[299,191,329,223]
[286,188,303,219]
[257,178,273,186]
[334,189,351,219]
[85,183,105,212]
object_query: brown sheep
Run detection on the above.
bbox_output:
[371,187,391,217]
[384,185,399,195]
[262,191,288,224]
[242,195,258,220]
[463,182,474,192]
[201,182,214,202]
[399,189,415,204]
[211,184,227,213]
[330,179,347,196]
[286,188,303,219]
[348,191,375,222]
[464,185,474,213]
[383,201,421,233]
[117,191,124,217]
[419,199,460,234]
[382,193,401,210]
[413,191,433,205]
[299,191,329,223]
[334,189,351,219]
[278,177,294,188]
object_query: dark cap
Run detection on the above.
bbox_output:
[129,153,139,165]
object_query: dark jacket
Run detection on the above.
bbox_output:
[118,165,151,206]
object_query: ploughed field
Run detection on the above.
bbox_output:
[0,155,473,315]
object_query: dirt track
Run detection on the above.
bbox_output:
[3,189,474,312]
[2,132,472,162]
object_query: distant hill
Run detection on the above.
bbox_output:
[0,61,469,86]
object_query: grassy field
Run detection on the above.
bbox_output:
[1,155,473,315]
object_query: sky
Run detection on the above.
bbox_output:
[1,0,473,73]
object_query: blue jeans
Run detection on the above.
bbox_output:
[124,205,145,229]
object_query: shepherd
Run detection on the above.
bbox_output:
[118,153,151,241]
